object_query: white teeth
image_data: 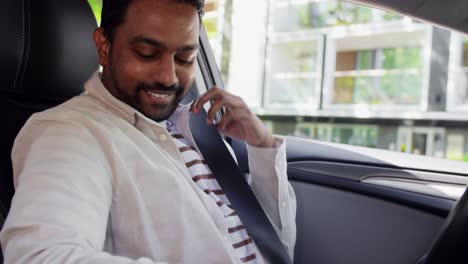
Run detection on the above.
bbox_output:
[148,91,169,99]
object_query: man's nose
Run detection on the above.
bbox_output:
[156,55,178,87]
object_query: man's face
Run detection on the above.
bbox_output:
[95,0,200,122]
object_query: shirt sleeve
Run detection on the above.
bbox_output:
[0,117,162,264]
[244,137,297,260]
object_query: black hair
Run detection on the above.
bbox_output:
[101,0,205,41]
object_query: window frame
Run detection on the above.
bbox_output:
[322,22,432,112]
[263,33,325,113]
[446,32,468,112]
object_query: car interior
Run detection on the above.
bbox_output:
[1,0,468,264]
[0,1,99,262]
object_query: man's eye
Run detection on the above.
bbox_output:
[136,51,156,59]
[176,57,194,66]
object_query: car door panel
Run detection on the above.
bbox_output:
[284,136,468,264]
[289,165,454,218]
[290,161,468,189]
[291,179,444,264]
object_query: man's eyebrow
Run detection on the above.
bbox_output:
[130,35,165,48]
[177,44,199,53]
[130,35,199,52]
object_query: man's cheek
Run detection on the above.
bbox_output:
[126,65,153,85]
[180,71,195,88]
[118,63,141,84]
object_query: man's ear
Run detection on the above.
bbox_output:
[93,28,111,67]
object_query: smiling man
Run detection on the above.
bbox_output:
[0,0,296,263]
[97,0,199,123]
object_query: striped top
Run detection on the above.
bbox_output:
[167,121,260,264]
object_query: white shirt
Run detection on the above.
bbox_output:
[0,72,297,264]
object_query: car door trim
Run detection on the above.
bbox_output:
[289,167,455,217]
[361,177,466,200]
[289,160,468,200]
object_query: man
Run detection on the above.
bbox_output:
[0,0,296,263]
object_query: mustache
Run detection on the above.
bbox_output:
[136,82,183,93]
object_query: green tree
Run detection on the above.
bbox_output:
[383,47,422,69]
[87,0,102,24]
[463,39,468,67]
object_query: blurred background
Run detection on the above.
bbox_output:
[87,0,468,162]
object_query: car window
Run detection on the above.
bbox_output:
[87,0,468,162]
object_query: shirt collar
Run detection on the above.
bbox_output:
[84,71,190,129]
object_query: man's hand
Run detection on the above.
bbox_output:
[191,87,276,148]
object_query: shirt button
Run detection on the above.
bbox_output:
[159,134,168,141]
[224,235,229,241]
[282,201,287,208]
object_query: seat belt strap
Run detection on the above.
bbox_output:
[189,109,292,264]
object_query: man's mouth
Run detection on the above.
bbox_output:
[146,90,170,99]
[142,89,177,105]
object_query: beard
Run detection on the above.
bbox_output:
[106,54,186,122]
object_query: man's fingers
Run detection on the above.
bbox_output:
[228,106,251,121]
[207,99,226,124]
[216,114,233,131]
[194,87,224,112]
[190,99,198,113]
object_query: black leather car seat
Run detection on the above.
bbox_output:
[0,0,98,261]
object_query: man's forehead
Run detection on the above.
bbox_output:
[127,0,200,21]
[125,0,200,33]
[121,0,200,47]
[130,35,199,52]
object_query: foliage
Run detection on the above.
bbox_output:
[463,39,468,67]
[333,72,422,105]
[203,18,218,39]
[87,0,102,24]
[333,77,354,104]
[382,47,422,69]
[275,0,404,32]
[333,46,422,105]
[383,12,402,21]
[331,2,372,26]
[356,50,374,70]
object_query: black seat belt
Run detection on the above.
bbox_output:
[190,109,293,264]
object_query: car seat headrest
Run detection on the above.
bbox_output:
[0,0,99,102]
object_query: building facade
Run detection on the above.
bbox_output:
[205,0,468,162]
